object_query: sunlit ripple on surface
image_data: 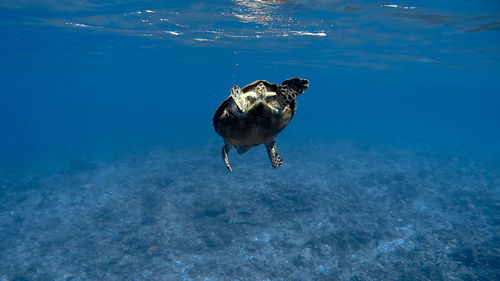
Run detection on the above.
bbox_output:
[231,0,286,25]
[1,0,499,68]
[380,4,416,10]
[5,1,330,43]
[65,22,96,29]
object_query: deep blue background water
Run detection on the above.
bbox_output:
[1,1,500,280]
[1,0,499,171]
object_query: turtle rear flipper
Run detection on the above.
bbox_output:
[278,78,309,104]
[265,141,283,168]
[222,143,233,172]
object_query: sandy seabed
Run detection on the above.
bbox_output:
[1,140,498,281]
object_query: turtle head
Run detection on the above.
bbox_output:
[282,78,309,93]
[279,78,309,103]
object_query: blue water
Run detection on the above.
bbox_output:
[1,1,499,280]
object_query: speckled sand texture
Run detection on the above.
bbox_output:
[1,141,498,280]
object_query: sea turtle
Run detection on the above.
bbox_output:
[213,78,309,171]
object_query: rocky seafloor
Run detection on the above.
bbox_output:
[1,140,499,281]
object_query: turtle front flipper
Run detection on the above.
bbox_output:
[278,78,309,104]
[222,143,233,172]
[265,141,283,168]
